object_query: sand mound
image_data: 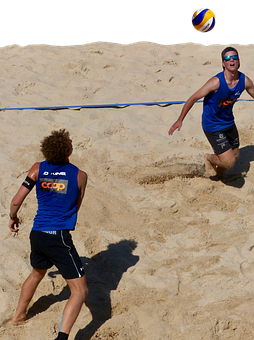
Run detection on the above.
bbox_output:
[136,162,206,184]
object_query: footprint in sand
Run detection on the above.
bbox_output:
[240,260,254,280]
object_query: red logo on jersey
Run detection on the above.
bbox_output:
[218,98,237,108]
[40,178,68,194]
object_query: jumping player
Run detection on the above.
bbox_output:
[9,129,88,340]
[168,46,254,177]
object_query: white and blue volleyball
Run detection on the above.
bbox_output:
[192,9,215,32]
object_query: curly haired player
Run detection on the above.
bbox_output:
[9,129,88,340]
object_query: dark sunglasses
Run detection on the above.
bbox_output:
[224,55,239,61]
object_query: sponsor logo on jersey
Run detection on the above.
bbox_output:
[40,178,68,194]
[218,97,237,108]
[43,171,66,176]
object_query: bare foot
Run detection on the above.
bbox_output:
[11,314,27,325]
[204,153,217,176]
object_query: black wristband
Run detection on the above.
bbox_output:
[9,214,17,220]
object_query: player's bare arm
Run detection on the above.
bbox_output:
[77,170,88,211]
[245,75,254,98]
[168,77,220,135]
[9,163,39,233]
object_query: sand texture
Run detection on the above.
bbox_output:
[1,43,254,339]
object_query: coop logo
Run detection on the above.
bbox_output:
[40,178,68,194]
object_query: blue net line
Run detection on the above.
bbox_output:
[0,99,253,111]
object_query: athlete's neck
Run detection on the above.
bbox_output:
[224,69,239,81]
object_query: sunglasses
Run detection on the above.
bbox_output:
[224,55,239,61]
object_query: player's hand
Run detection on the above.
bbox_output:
[168,120,182,135]
[8,217,20,233]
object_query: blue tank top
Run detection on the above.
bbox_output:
[202,71,245,132]
[32,161,80,231]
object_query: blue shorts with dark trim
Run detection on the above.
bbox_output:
[30,230,85,280]
[203,124,239,155]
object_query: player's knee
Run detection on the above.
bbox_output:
[79,287,88,303]
[81,277,89,300]
[68,277,88,302]
[78,282,88,302]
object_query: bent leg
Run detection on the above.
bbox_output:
[216,147,239,175]
[204,147,239,176]
[59,275,88,335]
[12,268,47,325]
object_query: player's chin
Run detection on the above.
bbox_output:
[228,64,238,71]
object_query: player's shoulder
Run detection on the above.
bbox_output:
[78,169,88,182]
[207,75,220,90]
[78,169,87,176]
[27,162,40,181]
[201,76,220,94]
[210,74,221,83]
[30,162,40,171]
[245,74,254,86]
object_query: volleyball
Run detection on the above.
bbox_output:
[192,9,215,32]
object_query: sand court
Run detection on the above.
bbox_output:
[1,43,254,339]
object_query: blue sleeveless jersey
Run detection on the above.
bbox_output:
[202,71,245,132]
[32,161,80,231]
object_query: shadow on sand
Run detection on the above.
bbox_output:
[75,239,139,340]
[26,239,139,340]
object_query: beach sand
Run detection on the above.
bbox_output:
[1,42,254,339]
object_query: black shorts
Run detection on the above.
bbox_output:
[30,230,85,280]
[203,124,239,155]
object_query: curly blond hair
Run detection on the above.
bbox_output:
[40,129,72,164]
